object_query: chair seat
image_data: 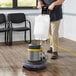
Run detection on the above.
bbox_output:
[0,28,9,32]
[11,27,30,31]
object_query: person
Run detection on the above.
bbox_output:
[37,0,64,59]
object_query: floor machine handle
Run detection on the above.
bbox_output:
[42,5,51,15]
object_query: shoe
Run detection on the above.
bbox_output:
[51,52,58,59]
[47,47,52,53]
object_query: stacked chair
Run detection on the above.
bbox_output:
[0,14,9,45]
[0,13,31,45]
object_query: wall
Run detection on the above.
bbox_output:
[63,0,76,41]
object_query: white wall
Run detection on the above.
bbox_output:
[63,0,76,14]
[0,9,63,42]
[63,15,76,41]
[63,0,76,41]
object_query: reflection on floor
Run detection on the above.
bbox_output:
[0,37,76,76]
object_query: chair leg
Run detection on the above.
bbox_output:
[10,30,12,45]
[29,29,31,43]
[5,31,7,44]
[25,30,31,44]
[7,30,11,46]
[8,30,12,45]
[7,31,9,45]
[5,31,9,45]
[24,31,26,42]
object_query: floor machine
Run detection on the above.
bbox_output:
[23,6,50,71]
[23,44,47,71]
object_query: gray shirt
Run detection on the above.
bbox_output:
[38,0,63,21]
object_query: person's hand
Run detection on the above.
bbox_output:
[37,4,42,9]
[48,3,55,10]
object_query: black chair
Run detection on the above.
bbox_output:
[7,13,31,45]
[0,14,9,45]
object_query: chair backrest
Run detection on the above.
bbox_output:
[8,13,26,23]
[0,14,6,24]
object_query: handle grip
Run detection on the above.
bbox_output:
[42,5,51,15]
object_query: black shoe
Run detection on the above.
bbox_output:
[51,52,58,59]
[47,47,52,53]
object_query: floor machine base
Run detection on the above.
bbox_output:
[23,60,46,71]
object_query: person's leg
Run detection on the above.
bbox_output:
[47,23,52,53]
[50,20,61,59]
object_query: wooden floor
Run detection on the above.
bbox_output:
[0,38,76,76]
